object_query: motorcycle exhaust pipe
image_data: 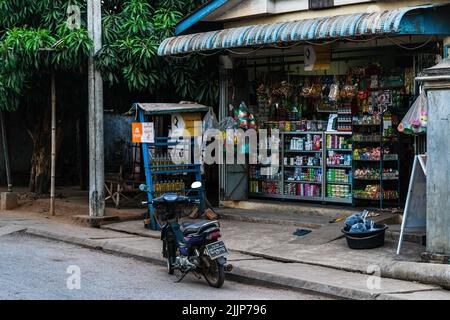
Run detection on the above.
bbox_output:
[224,264,233,272]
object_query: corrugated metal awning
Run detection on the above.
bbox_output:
[132,102,210,115]
[158,4,450,56]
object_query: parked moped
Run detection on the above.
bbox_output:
[140,182,232,288]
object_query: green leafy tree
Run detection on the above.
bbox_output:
[0,0,218,193]
[97,0,218,103]
[0,0,92,193]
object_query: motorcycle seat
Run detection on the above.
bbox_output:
[180,220,218,235]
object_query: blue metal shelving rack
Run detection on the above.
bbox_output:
[137,108,205,231]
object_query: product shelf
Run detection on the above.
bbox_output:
[327,148,353,152]
[353,177,399,181]
[284,165,322,168]
[324,132,353,204]
[327,164,352,168]
[284,149,322,153]
[284,180,322,184]
[353,195,399,201]
[283,131,324,135]
[281,132,325,202]
[281,195,323,201]
[325,197,353,204]
[352,102,402,208]
[352,123,381,126]
[326,181,352,185]
[353,158,398,162]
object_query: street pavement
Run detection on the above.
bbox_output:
[1,211,449,300]
[0,233,332,300]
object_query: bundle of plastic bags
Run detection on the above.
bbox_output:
[344,211,377,233]
[398,91,427,134]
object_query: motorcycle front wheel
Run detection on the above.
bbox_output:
[202,257,225,288]
[164,240,175,275]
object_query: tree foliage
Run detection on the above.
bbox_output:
[96,0,218,104]
[0,0,93,111]
[0,0,219,111]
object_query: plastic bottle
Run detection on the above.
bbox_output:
[155,154,160,171]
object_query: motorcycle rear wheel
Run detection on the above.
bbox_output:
[202,258,225,288]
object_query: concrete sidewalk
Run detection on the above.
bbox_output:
[1,211,449,300]
[101,207,450,290]
[101,212,422,273]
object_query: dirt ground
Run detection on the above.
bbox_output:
[1,186,145,226]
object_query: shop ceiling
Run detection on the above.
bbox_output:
[233,35,439,68]
[158,4,450,57]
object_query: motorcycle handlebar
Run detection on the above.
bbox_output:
[149,195,199,205]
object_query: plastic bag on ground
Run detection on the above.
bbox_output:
[350,222,367,233]
[364,219,375,231]
[345,214,363,227]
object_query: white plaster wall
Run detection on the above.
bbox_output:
[207,0,376,21]
[218,0,450,28]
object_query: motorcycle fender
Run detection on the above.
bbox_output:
[216,256,227,266]
[160,224,170,241]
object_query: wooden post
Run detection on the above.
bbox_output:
[50,73,56,215]
[0,111,12,192]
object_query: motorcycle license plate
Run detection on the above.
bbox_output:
[205,241,229,260]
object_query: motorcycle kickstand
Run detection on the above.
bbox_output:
[174,271,189,283]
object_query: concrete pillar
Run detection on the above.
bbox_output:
[417,59,450,261]
[218,62,231,203]
[87,0,105,217]
[444,37,450,58]
[0,192,17,210]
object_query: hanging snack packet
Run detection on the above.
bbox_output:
[329,84,339,101]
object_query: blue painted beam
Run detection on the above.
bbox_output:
[399,5,450,35]
[175,0,230,35]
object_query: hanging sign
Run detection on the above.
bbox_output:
[304,45,331,71]
[304,45,316,71]
[169,113,202,165]
[396,154,427,254]
[132,122,154,143]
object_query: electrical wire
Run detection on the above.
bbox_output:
[225,46,265,55]
[343,35,382,42]
[197,50,224,56]
[385,34,435,51]
[271,41,304,49]
[304,38,341,46]
[166,53,194,59]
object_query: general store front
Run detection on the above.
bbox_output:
[158,3,450,211]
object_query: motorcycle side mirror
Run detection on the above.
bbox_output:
[191,181,202,189]
[139,184,149,192]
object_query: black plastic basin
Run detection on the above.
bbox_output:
[341,224,388,249]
